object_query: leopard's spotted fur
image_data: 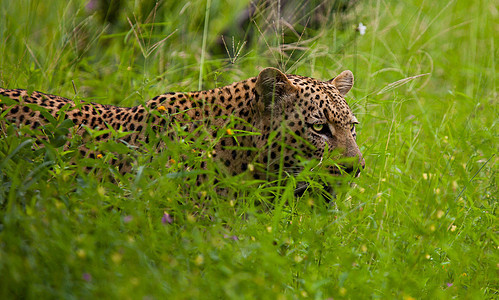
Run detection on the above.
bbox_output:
[0,68,364,183]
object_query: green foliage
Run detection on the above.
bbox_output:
[0,0,497,298]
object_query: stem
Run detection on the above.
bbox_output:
[198,0,212,91]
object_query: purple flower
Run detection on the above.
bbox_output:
[82,272,92,282]
[123,215,133,223]
[446,283,453,287]
[223,234,239,241]
[85,0,97,11]
[162,212,173,224]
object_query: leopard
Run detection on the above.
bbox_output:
[0,68,364,194]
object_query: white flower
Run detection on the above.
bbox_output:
[357,22,367,35]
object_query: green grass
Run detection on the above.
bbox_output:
[0,0,497,298]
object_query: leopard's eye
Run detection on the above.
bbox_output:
[312,124,324,132]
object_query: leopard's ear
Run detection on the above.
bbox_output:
[330,70,354,96]
[255,67,296,107]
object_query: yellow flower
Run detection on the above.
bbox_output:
[158,105,166,112]
[96,154,103,159]
[194,255,204,266]
[169,158,176,164]
[97,186,106,196]
[76,249,86,259]
[111,252,123,264]
[187,214,196,223]
[226,128,233,135]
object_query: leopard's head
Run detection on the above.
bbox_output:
[254,67,365,189]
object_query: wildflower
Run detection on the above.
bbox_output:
[226,128,233,135]
[123,215,133,223]
[266,226,272,233]
[339,287,347,296]
[248,163,254,172]
[187,214,196,223]
[96,153,103,159]
[446,283,453,287]
[76,249,86,259]
[223,234,238,241]
[436,210,444,219]
[161,212,173,224]
[194,254,204,266]
[460,272,467,277]
[429,224,436,231]
[111,252,123,264]
[97,186,106,196]
[169,158,176,164]
[357,22,367,35]
[450,225,457,232]
[158,105,167,112]
[82,272,92,282]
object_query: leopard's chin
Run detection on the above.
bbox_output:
[294,182,335,202]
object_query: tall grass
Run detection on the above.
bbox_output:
[0,0,496,298]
